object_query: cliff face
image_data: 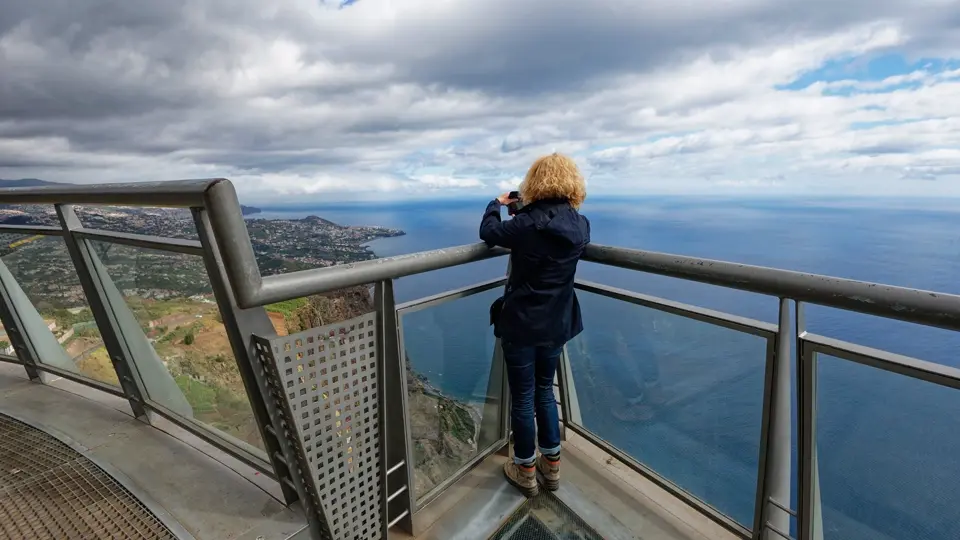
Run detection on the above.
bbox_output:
[283,286,376,334]
[267,286,480,498]
[405,358,482,496]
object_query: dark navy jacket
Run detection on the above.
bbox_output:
[479,198,591,348]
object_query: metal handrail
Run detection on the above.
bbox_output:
[201,178,960,330]
[583,244,960,332]
[0,179,219,207]
[3,178,957,332]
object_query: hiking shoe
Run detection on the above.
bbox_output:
[536,454,560,491]
[503,462,539,497]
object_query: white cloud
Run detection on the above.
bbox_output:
[497,178,524,192]
[0,0,958,200]
[408,174,484,190]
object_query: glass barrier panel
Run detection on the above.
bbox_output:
[815,353,960,540]
[0,234,119,385]
[399,287,504,500]
[566,289,769,528]
[88,240,264,451]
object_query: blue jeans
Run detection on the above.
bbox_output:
[502,343,562,465]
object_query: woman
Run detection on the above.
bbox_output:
[479,153,591,497]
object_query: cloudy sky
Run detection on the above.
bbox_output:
[1,0,959,202]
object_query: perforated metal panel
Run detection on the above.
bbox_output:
[0,413,181,540]
[253,312,383,540]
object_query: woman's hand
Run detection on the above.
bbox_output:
[497,193,518,205]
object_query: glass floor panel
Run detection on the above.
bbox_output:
[491,492,604,540]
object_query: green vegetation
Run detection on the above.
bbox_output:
[257,257,317,274]
[184,332,195,345]
[157,321,204,344]
[174,374,257,442]
[265,297,308,317]
[73,324,101,339]
[126,297,201,321]
[438,396,476,444]
[175,375,218,413]
[48,307,93,330]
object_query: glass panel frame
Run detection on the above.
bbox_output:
[396,278,509,509]
[83,239,266,454]
[798,333,960,540]
[565,280,778,537]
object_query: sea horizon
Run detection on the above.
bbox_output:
[251,194,960,216]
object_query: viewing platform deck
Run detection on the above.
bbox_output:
[0,179,957,539]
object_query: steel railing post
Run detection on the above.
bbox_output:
[753,298,793,539]
[375,279,415,534]
[55,204,148,418]
[478,337,508,450]
[796,302,824,540]
[558,345,582,428]
[191,208,301,505]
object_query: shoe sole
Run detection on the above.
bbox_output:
[537,469,559,491]
[503,468,539,497]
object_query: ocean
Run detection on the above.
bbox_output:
[257,197,960,540]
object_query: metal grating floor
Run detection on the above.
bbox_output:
[490,492,605,540]
[0,413,180,540]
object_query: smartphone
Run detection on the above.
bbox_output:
[507,191,524,215]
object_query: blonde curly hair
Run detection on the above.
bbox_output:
[519,153,587,209]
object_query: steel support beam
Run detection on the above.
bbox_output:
[192,208,299,504]
[796,303,824,540]
[557,345,582,427]
[478,339,509,450]
[375,279,415,534]
[55,204,148,418]
[753,299,793,540]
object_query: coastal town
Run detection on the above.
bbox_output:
[0,203,404,275]
[245,214,404,272]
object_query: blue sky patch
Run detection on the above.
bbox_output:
[320,0,359,8]
[778,53,960,93]
[850,118,924,131]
